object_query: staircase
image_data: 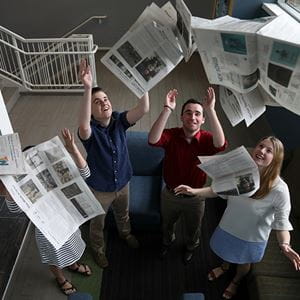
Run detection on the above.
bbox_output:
[0,22,101,300]
[0,25,98,92]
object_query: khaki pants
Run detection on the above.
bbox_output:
[90,183,131,254]
[161,187,205,250]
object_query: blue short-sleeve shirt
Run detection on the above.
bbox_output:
[79,111,133,192]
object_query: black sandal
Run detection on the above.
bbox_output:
[68,262,92,276]
[222,280,240,299]
[208,264,229,281]
[57,279,77,295]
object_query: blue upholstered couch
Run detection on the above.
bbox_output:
[106,131,165,231]
[127,131,164,230]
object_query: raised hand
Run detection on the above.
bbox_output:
[61,128,77,154]
[79,59,93,89]
[165,89,178,111]
[202,87,216,111]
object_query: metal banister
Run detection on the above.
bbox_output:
[0,25,98,91]
[62,15,108,38]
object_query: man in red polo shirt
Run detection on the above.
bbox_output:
[148,87,227,264]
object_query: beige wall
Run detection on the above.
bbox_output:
[0,0,216,47]
[8,51,273,154]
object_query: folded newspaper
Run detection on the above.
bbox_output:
[0,92,26,174]
[198,146,259,197]
[1,136,104,250]
[175,0,197,62]
[0,133,26,175]
[257,14,300,116]
[191,14,300,116]
[192,15,273,94]
[101,1,196,98]
[219,85,266,127]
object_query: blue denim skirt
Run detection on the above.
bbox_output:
[210,226,267,264]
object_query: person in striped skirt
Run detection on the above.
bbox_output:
[0,128,92,296]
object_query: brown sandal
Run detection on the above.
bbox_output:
[57,279,77,295]
[68,262,92,276]
[208,264,229,281]
[222,280,240,299]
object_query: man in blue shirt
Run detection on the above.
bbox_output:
[78,60,149,268]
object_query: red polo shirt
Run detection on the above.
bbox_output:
[150,128,227,189]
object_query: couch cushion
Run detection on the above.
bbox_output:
[126,131,164,176]
[248,275,300,300]
[129,175,162,230]
[182,293,205,300]
[68,292,93,300]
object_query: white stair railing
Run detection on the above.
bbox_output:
[0,25,98,91]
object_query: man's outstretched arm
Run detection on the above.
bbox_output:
[126,92,150,125]
[148,89,177,144]
[202,87,226,148]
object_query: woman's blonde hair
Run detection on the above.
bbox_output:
[252,136,284,199]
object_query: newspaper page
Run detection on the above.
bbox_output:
[161,1,177,28]
[219,86,266,127]
[0,133,26,175]
[1,136,104,250]
[219,86,244,126]
[175,0,196,61]
[198,146,259,197]
[129,2,176,33]
[101,7,183,98]
[0,91,14,135]
[257,14,300,115]
[258,84,281,107]
[192,15,273,93]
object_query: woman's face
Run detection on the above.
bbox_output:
[252,139,274,169]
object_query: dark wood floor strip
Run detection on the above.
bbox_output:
[100,198,249,300]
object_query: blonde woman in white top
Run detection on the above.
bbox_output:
[175,136,300,299]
